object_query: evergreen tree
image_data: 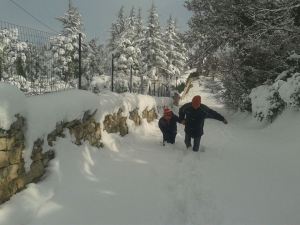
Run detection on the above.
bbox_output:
[57,0,83,36]
[135,8,144,42]
[0,28,28,78]
[108,6,127,51]
[185,0,300,109]
[107,6,142,92]
[81,38,106,88]
[126,7,138,41]
[51,0,85,83]
[164,16,187,81]
[141,3,168,80]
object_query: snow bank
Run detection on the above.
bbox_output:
[0,83,27,130]
[2,71,300,225]
[0,84,172,170]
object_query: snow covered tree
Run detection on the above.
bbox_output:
[50,0,85,83]
[125,7,137,40]
[107,6,143,92]
[185,0,300,110]
[164,16,187,81]
[108,6,127,51]
[0,28,28,79]
[85,39,107,78]
[57,0,83,36]
[141,3,168,80]
[135,8,144,43]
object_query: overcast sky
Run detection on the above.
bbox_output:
[0,0,191,43]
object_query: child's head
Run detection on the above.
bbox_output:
[163,108,172,120]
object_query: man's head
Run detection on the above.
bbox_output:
[163,108,172,120]
[192,95,201,109]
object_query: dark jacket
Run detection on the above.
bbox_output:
[158,113,180,136]
[179,102,225,137]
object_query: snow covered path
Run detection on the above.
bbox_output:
[1,79,300,225]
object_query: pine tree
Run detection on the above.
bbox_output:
[57,0,83,36]
[185,0,300,110]
[107,6,143,92]
[108,6,127,51]
[135,8,144,43]
[126,7,138,41]
[164,16,187,81]
[0,28,28,78]
[51,0,85,83]
[81,38,105,87]
[141,3,168,80]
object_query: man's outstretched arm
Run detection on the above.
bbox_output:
[205,107,228,124]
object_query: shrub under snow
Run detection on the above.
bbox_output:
[278,73,300,108]
[250,84,285,122]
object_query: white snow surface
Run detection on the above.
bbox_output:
[1,78,300,225]
[0,84,27,130]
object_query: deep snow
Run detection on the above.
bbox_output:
[1,78,300,225]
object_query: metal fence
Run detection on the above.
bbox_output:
[147,82,171,97]
[110,55,171,97]
[0,20,78,95]
[0,20,172,98]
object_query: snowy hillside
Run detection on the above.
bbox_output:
[1,78,300,225]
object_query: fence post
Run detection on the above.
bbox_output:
[36,57,40,94]
[140,75,143,94]
[78,33,82,89]
[0,56,2,82]
[111,54,114,92]
[130,65,133,93]
[159,85,161,97]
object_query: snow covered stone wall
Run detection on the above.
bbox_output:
[0,115,55,204]
[0,84,169,204]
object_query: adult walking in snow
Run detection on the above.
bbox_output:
[179,95,228,152]
[158,108,181,145]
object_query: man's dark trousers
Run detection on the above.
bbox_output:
[185,133,201,152]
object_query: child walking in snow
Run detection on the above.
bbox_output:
[158,108,181,145]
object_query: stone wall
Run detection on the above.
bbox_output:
[142,107,158,123]
[103,109,128,136]
[0,115,54,204]
[47,110,103,148]
[103,107,158,135]
[0,107,158,204]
